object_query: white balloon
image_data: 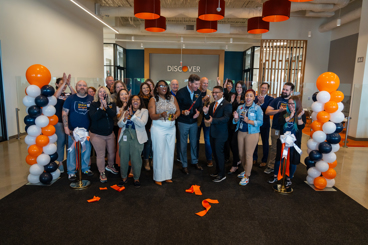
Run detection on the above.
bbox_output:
[306,175,315,185]
[315,160,329,172]
[43,143,57,155]
[307,139,319,151]
[311,102,325,113]
[25,135,36,145]
[27,174,40,184]
[326,178,335,188]
[29,164,44,175]
[312,131,327,143]
[323,152,337,163]
[322,122,336,134]
[331,143,340,153]
[307,149,312,154]
[311,112,318,121]
[35,115,50,128]
[48,134,58,144]
[42,105,56,117]
[27,125,41,137]
[330,111,345,123]
[47,96,57,106]
[51,169,61,180]
[37,154,51,166]
[317,91,331,103]
[307,167,321,178]
[337,102,344,112]
[23,96,35,107]
[26,85,41,98]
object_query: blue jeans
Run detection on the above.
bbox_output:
[197,120,212,161]
[143,131,152,160]
[178,122,198,168]
[67,135,91,175]
[274,160,297,179]
[55,122,66,162]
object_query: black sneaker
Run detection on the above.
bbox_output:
[133,180,141,188]
[213,176,226,183]
[264,167,274,174]
[268,176,278,184]
[118,179,128,187]
[286,179,292,187]
[68,174,76,181]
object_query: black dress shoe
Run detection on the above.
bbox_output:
[210,173,218,178]
[181,167,189,175]
[213,176,226,182]
[193,164,203,170]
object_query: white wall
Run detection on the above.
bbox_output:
[0,0,104,138]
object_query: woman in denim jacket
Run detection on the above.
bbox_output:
[233,89,263,186]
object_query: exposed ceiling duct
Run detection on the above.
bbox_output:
[318,7,361,32]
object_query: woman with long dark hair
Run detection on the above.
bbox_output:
[145,79,155,97]
[115,88,129,166]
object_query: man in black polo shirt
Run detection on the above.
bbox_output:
[176,74,203,174]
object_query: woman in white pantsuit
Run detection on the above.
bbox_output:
[148,80,181,185]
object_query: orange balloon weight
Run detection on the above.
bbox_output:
[324,101,338,113]
[28,144,43,157]
[322,168,337,179]
[330,91,344,103]
[36,135,50,147]
[328,160,337,168]
[311,121,323,131]
[48,115,58,126]
[314,176,327,190]
[316,72,340,93]
[26,155,37,165]
[26,64,51,88]
[42,125,56,136]
[317,111,330,123]
[310,130,315,138]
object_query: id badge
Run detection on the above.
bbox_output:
[240,122,243,129]
[123,135,127,141]
[275,130,280,136]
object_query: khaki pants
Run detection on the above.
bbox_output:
[90,132,116,173]
[238,131,259,177]
[267,129,279,169]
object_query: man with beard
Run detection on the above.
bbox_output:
[264,82,294,174]
[62,80,94,181]
[105,76,114,93]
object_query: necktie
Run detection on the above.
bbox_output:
[213,102,218,113]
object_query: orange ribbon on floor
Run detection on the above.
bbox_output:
[110,185,125,192]
[185,185,202,195]
[87,196,100,203]
[196,199,219,217]
[277,143,290,181]
[99,187,108,190]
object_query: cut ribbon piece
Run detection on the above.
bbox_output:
[277,132,302,180]
[185,185,202,195]
[67,127,90,153]
[111,185,125,192]
[99,187,108,190]
[196,199,219,217]
[87,196,101,203]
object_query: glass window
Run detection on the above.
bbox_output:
[104,66,114,79]
[245,49,251,69]
[254,47,260,69]
[117,45,124,67]
[104,44,114,66]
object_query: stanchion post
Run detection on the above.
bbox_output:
[70,141,91,190]
[343,117,351,148]
[273,157,293,194]
[16,108,20,140]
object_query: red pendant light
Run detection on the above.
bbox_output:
[196,18,217,33]
[134,0,160,20]
[289,0,313,2]
[262,0,291,22]
[198,0,225,21]
[247,17,269,34]
[145,16,166,32]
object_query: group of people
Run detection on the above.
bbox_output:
[53,73,306,188]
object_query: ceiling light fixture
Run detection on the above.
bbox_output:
[134,0,160,20]
[262,0,291,22]
[132,36,135,41]
[141,43,144,48]
[230,38,233,43]
[183,44,186,48]
[145,16,166,32]
[70,0,119,33]
[198,0,225,21]
[337,8,341,26]
[308,31,312,38]
[196,18,217,33]
[247,17,269,34]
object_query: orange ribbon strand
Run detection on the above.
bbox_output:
[196,199,219,217]
[87,196,101,203]
[99,187,108,190]
[185,185,202,195]
[110,185,125,192]
[277,143,290,180]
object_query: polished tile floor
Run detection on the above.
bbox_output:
[1,135,368,209]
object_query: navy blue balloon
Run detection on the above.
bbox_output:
[49,152,58,162]
[41,85,55,97]
[44,162,58,173]
[312,92,318,102]
[24,115,36,126]
[318,142,332,154]
[304,157,315,168]
[35,95,49,107]
[28,105,42,118]
[39,172,53,184]
[335,123,344,133]
[326,133,341,144]
[309,150,322,161]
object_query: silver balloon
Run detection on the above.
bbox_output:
[47,96,57,106]
[27,174,40,184]
[25,135,36,145]
[51,169,61,180]
[26,85,41,98]
[29,164,44,175]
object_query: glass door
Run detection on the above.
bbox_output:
[0,43,7,141]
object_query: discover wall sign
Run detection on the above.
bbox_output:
[167,65,201,73]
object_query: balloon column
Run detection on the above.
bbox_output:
[305,72,344,190]
[24,64,61,185]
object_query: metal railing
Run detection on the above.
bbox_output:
[343,116,351,148]
[16,108,20,140]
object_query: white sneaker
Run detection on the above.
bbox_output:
[237,171,245,179]
[239,177,249,186]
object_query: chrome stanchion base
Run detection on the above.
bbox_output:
[273,184,293,194]
[70,180,91,190]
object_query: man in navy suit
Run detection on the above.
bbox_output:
[203,86,232,182]
[253,82,274,167]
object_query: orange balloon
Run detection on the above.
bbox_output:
[25,64,51,88]
[324,101,338,113]
[26,155,37,165]
[311,121,323,131]
[328,160,337,168]
[322,168,337,179]
[36,135,50,147]
[314,176,327,190]
[28,144,43,157]
[317,111,330,123]
[42,125,56,136]
[310,130,315,138]
[330,91,344,103]
[48,115,58,126]
[316,72,340,93]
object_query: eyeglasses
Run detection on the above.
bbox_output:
[158,85,168,88]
